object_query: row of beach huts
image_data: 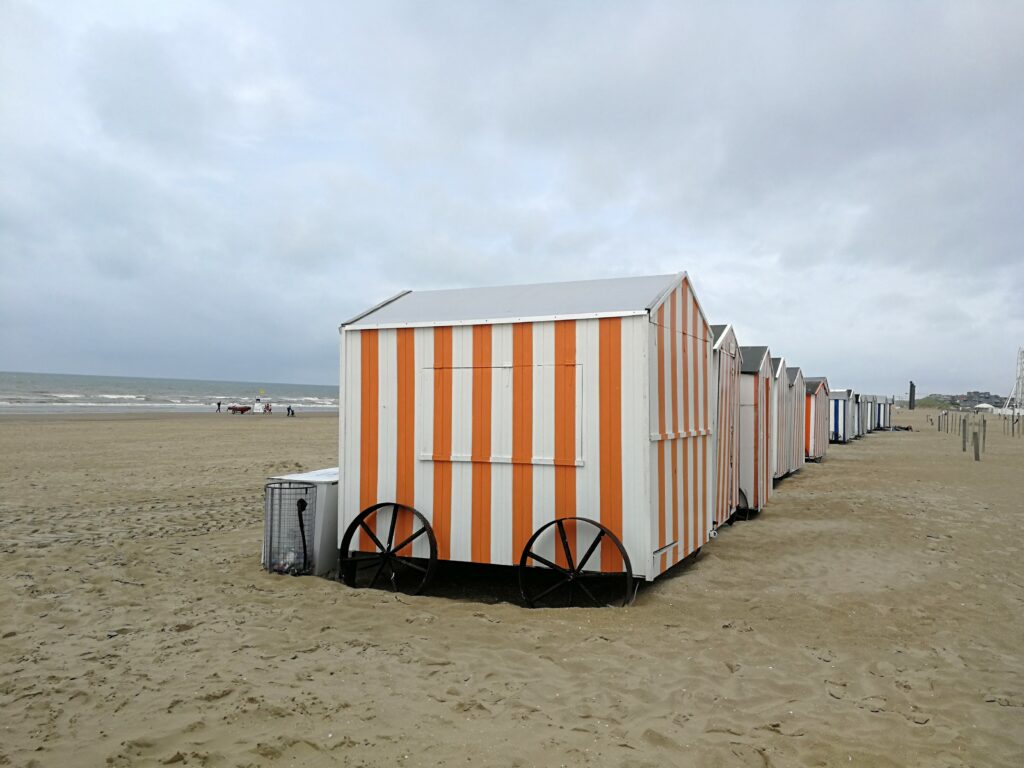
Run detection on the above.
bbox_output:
[711,328,894,528]
[266,273,897,605]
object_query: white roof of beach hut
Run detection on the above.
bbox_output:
[343,273,709,329]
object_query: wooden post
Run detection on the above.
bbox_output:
[973,431,980,461]
[962,423,967,452]
[983,417,987,452]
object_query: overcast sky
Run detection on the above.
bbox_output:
[2,1,1021,395]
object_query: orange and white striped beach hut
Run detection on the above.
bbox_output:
[804,377,829,461]
[710,325,741,528]
[337,274,715,603]
[738,346,772,514]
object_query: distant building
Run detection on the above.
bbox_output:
[956,391,1004,408]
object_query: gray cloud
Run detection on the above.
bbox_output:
[1,0,1022,395]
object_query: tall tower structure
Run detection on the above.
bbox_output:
[1005,347,1024,412]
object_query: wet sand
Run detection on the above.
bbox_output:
[1,408,1022,767]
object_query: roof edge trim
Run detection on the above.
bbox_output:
[340,290,412,330]
[644,272,687,312]
[346,308,648,330]
[712,323,735,351]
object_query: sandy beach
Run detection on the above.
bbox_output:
[1,408,1022,767]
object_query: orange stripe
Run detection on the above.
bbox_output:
[691,431,698,548]
[512,323,533,562]
[359,330,379,510]
[805,394,812,456]
[358,330,379,552]
[554,320,576,569]
[764,376,771,496]
[671,439,679,564]
[682,287,690,434]
[695,301,706,432]
[471,325,492,564]
[432,326,453,560]
[656,306,666,552]
[657,305,666,437]
[716,360,725,524]
[669,291,679,559]
[670,290,679,434]
[395,328,415,555]
[695,307,705,542]
[658,440,666,573]
[696,435,702,546]
[682,439,690,554]
[599,318,623,572]
[700,435,707,545]
[731,357,737,512]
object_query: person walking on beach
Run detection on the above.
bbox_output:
[216,401,222,413]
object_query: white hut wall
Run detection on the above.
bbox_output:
[647,277,714,578]
[339,314,656,578]
[738,357,772,511]
[711,330,741,527]
[790,371,806,473]
[771,363,785,479]
[773,367,799,478]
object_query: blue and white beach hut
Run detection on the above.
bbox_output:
[829,388,855,443]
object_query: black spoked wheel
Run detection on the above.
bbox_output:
[338,502,437,595]
[518,517,634,608]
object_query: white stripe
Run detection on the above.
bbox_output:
[490,324,513,564]
[577,319,601,569]
[413,328,434,558]
[531,322,555,565]
[376,329,398,521]
[340,330,362,546]
[449,325,473,562]
[621,316,651,579]
[674,286,685,435]
[531,322,555,464]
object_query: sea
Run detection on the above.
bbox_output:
[0,371,338,414]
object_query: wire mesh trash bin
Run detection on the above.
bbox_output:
[266,468,339,576]
[263,481,317,575]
